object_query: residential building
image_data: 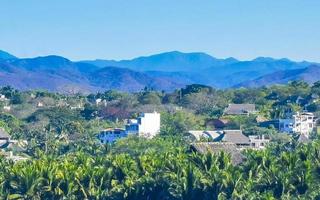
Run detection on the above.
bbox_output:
[188,130,250,147]
[98,128,127,144]
[37,102,44,107]
[189,129,270,149]
[126,112,161,138]
[98,112,161,144]
[248,135,270,149]
[188,130,220,141]
[0,94,8,101]
[224,104,256,115]
[279,112,315,135]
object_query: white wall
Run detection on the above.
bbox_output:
[137,112,161,138]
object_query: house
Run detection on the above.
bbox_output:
[248,135,270,149]
[0,94,8,101]
[37,102,44,107]
[126,112,160,138]
[98,112,161,144]
[98,128,127,144]
[215,130,251,147]
[188,130,221,141]
[0,128,10,149]
[189,130,250,147]
[224,104,256,115]
[190,142,245,165]
[279,112,315,135]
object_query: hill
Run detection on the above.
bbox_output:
[81,51,239,72]
[81,51,317,88]
[1,50,320,92]
[0,50,17,60]
[0,55,183,93]
[236,65,320,88]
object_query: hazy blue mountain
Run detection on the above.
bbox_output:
[0,50,17,60]
[202,58,313,88]
[0,55,183,93]
[90,67,184,92]
[236,65,320,88]
[81,51,318,88]
[81,51,239,72]
[1,50,320,92]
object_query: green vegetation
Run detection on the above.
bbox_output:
[0,81,320,199]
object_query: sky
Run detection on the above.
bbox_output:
[0,0,320,61]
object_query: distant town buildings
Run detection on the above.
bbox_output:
[98,112,161,144]
[188,129,269,149]
[224,104,256,115]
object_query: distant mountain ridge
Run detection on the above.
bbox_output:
[0,49,319,92]
[0,51,183,93]
[0,50,17,60]
[236,65,320,88]
[81,51,317,88]
[81,51,239,72]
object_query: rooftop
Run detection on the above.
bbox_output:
[191,142,245,165]
[224,104,256,115]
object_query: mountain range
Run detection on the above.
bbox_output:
[0,50,319,93]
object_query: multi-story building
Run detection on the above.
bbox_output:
[98,112,161,144]
[279,112,315,135]
[126,112,161,138]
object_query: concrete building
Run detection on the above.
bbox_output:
[279,112,315,135]
[249,135,270,149]
[126,112,161,138]
[0,94,8,101]
[189,129,270,149]
[98,112,161,144]
[188,130,251,147]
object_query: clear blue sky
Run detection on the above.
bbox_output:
[1,0,320,61]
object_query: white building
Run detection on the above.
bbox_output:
[249,135,270,149]
[0,94,7,101]
[279,112,315,135]
[98,112,161,144]
[126,112,161,138]
[98,128,127,144]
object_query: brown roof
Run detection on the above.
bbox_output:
[216,130,250,145]
[191,142,245,165]
[225,104,256,115]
